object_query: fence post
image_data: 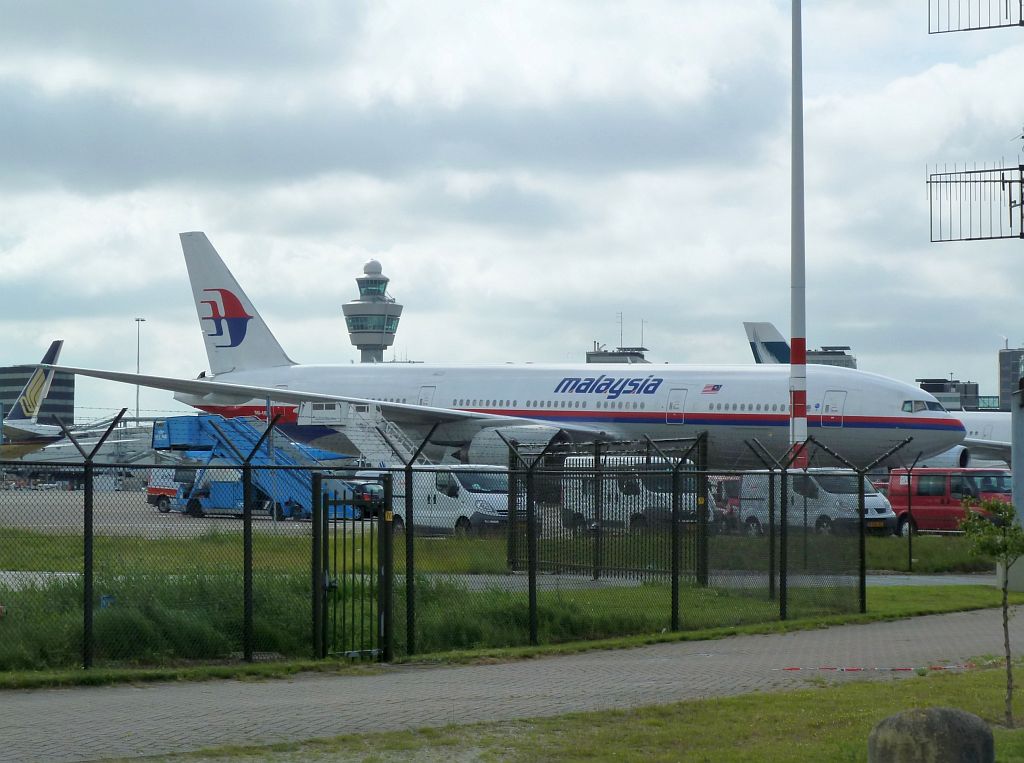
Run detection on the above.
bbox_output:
[907,465,914,573]
[405,463,415,656]
[527,461,538,646]
[242,463,254,662]
[311,472,323,659]
[697,434,709,587]
[83,459,94,669]
[593,441,603,580]
[858,468,867,614]
[507,444,519,571]
[779,468,788,621]
[768,468,776,601]
[321,490,329,657]
[670,464,681,631]
[379,473,394,662]
[62,409,127,670]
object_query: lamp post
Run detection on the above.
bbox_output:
[789,0,808,468]
[135,317,146,421]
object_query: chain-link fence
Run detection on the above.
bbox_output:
[1,447,870,669]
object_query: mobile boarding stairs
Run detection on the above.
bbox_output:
[151,415,358,520]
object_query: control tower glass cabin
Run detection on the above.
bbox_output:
[342,260,403,363]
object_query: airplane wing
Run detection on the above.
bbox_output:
[43,365,614,441]
[962,437,1011,463]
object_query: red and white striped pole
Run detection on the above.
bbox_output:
[790,0,808,468]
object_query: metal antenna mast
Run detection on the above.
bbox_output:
[926,2,1023,241]
[928,0,1022,33]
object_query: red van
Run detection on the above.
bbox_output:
[886,468,1011,535]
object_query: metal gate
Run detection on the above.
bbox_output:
[313,475,393,661]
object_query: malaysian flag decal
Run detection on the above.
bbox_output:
[702,384,722,394]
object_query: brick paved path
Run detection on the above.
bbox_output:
[2,609,1021,762]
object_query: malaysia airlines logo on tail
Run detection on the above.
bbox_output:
[200,288,253,348]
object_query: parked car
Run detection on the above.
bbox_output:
[346,479,386,517]
[886,468,1012,535]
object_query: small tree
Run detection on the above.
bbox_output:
[961,498,1024,727]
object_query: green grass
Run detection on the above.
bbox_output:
[131,662,1024,762]
[0,524,1004,672]
[867,534,995,573]
[2,526,997,577]
[0,527,317,574]
[2,585,1018,689]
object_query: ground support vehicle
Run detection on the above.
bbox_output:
[357,465,513,535]
[147,415,358,519]
[709,475,741,534]
[886,467,1012,535]
[558,456,711,533]
[738,469,896,537]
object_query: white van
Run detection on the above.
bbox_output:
[737,469,896,536]
[357,465,512,535]
[559,455,710,532]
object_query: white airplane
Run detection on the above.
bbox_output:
[2,340,65,459]
[44,233,965,469]
[742,321,1009,467]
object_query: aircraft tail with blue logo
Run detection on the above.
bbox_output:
[180,232,296,375]
[7,340,63,423]
[742,322,790,364]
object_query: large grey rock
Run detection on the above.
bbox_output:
[868,707,994,762]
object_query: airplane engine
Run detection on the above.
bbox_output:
[918,445,970,469]
[464,426,571,465]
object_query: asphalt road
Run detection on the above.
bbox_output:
[0,488,316,539]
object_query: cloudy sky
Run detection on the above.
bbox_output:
[2,1,1023,421]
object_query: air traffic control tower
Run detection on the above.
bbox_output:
[342,260,403,363]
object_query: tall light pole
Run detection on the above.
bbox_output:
[135,317,146,421]
[789,0,808,468]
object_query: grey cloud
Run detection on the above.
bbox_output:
[413,182,579,233]
[0,0,364,71]
[0,67,787,192]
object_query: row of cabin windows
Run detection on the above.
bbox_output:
[311,399,407,408]
[708,402,791,412]
[451,399,648,410]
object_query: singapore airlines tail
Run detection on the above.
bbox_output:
[742,322,790,364]
[179,232,295,375]
[7,340,63,423]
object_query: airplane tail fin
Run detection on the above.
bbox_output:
[179,232,296,375]
[7,340,63,422]
[742,322,790,364]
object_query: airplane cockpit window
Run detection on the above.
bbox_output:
[926,401,946,412]
[902,400,931,413]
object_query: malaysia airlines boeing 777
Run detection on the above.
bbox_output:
[45,233,965,468]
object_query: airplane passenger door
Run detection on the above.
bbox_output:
[821,390,847,428]
[418,386,436,407]
[666,388,688,424]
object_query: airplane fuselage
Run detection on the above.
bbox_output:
[181,362,965,469]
